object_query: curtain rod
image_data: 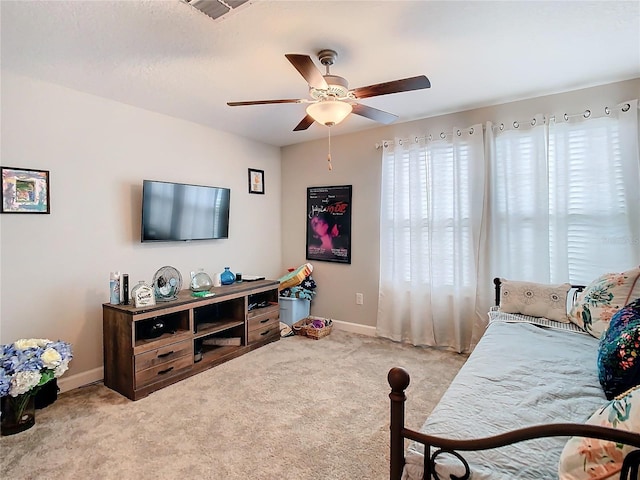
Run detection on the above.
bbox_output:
[375,102,635,149]
[375,125,479,150]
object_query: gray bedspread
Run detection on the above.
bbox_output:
[403,320,607,480]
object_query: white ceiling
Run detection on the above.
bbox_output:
[2,0,639,147]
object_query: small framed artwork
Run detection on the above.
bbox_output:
[1,166,50,214]
[248,168,265,194]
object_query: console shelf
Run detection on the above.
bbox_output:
[103,279,280,400]
[200,345,238,363]
[133,330,192,355]
[194,319,245,338]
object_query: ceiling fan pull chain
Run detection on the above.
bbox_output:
[327,127,333,171]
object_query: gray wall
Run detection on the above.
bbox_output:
[0,73,282,390]
[1,72,637,392]
[281,78,640,333]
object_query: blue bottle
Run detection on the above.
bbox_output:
[220,267,235,285]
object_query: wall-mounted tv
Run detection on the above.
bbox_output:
[141,180,230,242]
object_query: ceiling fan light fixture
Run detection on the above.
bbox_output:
[306,100,353,127]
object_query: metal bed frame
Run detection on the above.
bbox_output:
[388,278,640,480]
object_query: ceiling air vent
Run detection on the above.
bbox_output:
[183,0,251,21]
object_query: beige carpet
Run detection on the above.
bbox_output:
[1,330,467,480]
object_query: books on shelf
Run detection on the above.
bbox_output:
[202,337,242,346]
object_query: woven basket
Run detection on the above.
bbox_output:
[306,323,332,340]
[292,318,332,340]
[292,318,310,336]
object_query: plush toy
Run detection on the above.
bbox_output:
[301,276,317,291]
[278,263,313,290]
[280,275,317,301]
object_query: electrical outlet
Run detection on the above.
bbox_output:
[356,293,364,305]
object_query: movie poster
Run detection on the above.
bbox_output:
[306,185,352,264]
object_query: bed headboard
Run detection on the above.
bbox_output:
[493,277,585,307]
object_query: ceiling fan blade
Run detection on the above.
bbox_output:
[351,103,398,125]
[293,114,315,131]
[285,54,328,90]
[351,75,431,99]
[227,99,302,106]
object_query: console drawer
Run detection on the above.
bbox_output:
[135,339,192,372]
[248,320,279,343]
[248,308,279,332]
[135,354,193,389]
[248,303,279,320]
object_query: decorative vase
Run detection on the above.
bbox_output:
[190,269,213,292]
[220,267,235,285]
[1,393,36,436]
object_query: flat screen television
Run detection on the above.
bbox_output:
[141,180,230,242]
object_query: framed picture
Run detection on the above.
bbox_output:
[248,168,265,194]
[1,166,50,214]
[306,185,352,264]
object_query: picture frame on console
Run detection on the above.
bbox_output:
[248,168,265,194]
[1,166,50,214]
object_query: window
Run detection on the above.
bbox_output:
[490,108,639,284]
[381,138,477,287]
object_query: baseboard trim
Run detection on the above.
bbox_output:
[57,320,376,393]
[58,366,103,393]
[308,316,376,337]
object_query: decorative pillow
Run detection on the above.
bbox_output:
[499,279,571,322]
[558,385,640,480]
[570,266,640,339]
[597,298,640,399]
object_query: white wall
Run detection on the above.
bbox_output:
[281,78,640,331]
[2,73,638,392]
[0,73,282,389]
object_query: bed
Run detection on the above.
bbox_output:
[388,278,640,480]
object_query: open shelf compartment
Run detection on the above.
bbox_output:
[134,310,190,350]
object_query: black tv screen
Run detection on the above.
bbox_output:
[141,180,230,242]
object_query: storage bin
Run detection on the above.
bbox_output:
[279,297,311,326]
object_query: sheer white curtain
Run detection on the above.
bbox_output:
[379,102,638,352]
[481,101,640,288]
[377,126,485,352]
[547,100,640,283]
[473,116,550,333]
[482,115,551,284]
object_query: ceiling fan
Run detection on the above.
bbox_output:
[227,49,431,131]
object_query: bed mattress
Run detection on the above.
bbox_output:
[403,319,606,480]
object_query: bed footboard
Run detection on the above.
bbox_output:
[388,367,640,480]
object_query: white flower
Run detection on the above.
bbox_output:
[10,370,42,396]
[41,347,62,368]
[14,338,51,350]
[2,338,73,396]
[54,360,70,378]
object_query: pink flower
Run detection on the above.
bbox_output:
[620,360,633,370]
[599,308,616,323]
[578,437,624,479]
[578,438,599,463]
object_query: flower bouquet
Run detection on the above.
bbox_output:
[1,338,72,435]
